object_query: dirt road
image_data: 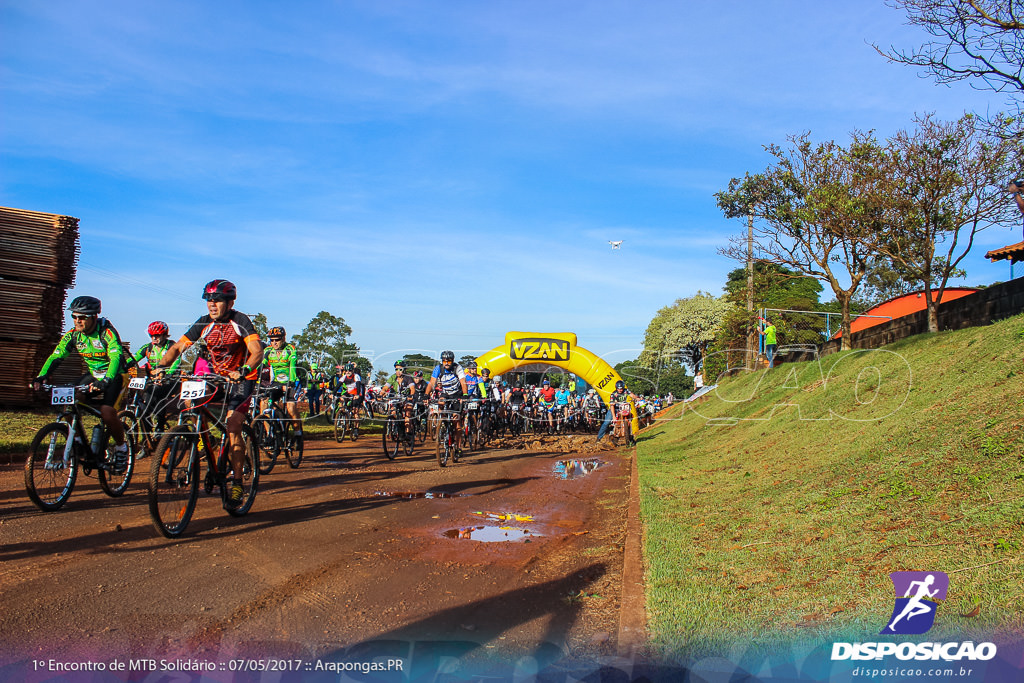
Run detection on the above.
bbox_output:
[0,431,633,679]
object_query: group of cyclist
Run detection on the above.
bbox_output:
[32,279,653,508]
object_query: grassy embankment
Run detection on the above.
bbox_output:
[637,312,1024,660]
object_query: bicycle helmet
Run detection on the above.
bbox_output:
[466,360,477,369]
[481,368,490,376]
[542,379,550,386]
[202,279,236,302]
[615,380,626,391]
[394,360,407,368]
[441,350,455,362]
[345,361,358,372]
[147,320,169,335]
[413,370,423,378]
[68,296,101,315]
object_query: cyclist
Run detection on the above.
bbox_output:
[131,320,181,423]
[33,296,131,472]
[608,380,637,445]
[555,383,571,430]
[583,388,603,429]
[386,360,417,430]
[425,350,468,450]
[263,326,302,439]
[538,379,557,432]
[336,362,366,437]
[155,279,263,508]
[305,362,326,417]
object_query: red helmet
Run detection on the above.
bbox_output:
[202,279,236,302]
[147,321,169,336]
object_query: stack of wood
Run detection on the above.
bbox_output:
[0,206,83,406]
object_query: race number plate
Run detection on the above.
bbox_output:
[128,377,147,390]
[180,380,208,400]
[466,401,479,410]
[51,387,75,405]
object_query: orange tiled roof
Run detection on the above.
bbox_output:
[985,241,1024,262]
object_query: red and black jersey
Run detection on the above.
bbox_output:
[179,309,259,378]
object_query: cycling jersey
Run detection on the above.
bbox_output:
[39,318,128,381]
[179,310,259,378]
[431,363,465,398]
[539,386,556,404]
[134,340,181,373]
[555,389,570,406]
[387,373,416,395]
[338,374,364,398]
[465,373,484,398]
[509,387,526,404]
[264,343,297,385]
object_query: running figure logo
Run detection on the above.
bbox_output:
[882,571,949,635]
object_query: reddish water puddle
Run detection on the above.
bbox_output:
[442,526,537,542]
[554,459,606,480]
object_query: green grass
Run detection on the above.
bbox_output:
[638,313,1024,661]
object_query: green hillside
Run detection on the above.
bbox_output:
[638,313,1024,660]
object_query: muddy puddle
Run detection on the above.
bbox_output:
[554,459,606,479]
[443,526,537,542]
[374,491,470,499]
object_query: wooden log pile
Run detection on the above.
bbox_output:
[0,206,83,406]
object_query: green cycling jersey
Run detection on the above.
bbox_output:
[39,318,127,381]
[133,340,181,372]
[264,344,297,384]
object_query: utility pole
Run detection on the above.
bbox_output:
[746,213,755,369]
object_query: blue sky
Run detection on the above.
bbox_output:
[1,1,1012,370]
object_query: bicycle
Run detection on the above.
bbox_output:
[463,397,483,452]
[26,384,136,511]
[612,400,635,445]
[249,385,303,474]
[333,396,361,442]
[381,396,414,460]
[435,401,462,468]
[148,374,259,538]
[118,374,179,459]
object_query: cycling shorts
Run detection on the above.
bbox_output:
[78,373,125,409]
[208,378,255,412]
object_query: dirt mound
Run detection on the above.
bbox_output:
[486,434,620,454]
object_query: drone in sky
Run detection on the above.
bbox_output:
[608,240,623,250]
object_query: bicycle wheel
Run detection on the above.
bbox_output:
[286,428,303,469]
[403,421,415,457]
[333,407,347,443]
[148,425,199,538]
[25,422,78,512]
[255,409,280,475]
[350,413,359,441]
[436,421,449,467]
[220,425,259,517]
[98,421,135,497]
[427,412,439,440]
[418,413,427,443]
[451,424,461,464]
[382,419,394,459]
[117,409,142,458]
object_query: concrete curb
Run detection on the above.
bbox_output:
[617,445,647,657]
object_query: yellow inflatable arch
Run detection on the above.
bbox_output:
[475,331,639,432]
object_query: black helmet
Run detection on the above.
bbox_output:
[202,279,236,302]
[394,359,407,368]
[68,296,101,315]
[615,380,626,391]
[268,326,286,339]
[345,361,358,372]
[441,350,455,362]
[467,360,477,369]
[481,368,490,376]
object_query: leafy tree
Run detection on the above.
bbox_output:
[876,112,1022,332]
[374,370,390,386]
[291,311,372,376]
[250,312,270,340]
[717,131,888,349]
[616,358,694,397]
[400,353,437,374]
[875,1,1024,109]
[859,255,966,306]
[640,292,735,373]
[459,354,478,368]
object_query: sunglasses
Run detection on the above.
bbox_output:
[203,294,231,303]
[71,314,93,321]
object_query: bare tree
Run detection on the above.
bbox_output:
[875,1,1024,108]
[876,112,1022,332]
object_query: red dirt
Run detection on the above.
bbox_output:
[0,431,633,678]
